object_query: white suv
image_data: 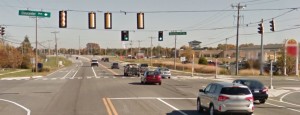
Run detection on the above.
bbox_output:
[197,82,254,115]
[91,59,99,67]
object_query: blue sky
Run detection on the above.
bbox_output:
[0,0,299,49]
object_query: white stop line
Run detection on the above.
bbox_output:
[0,98,31,115]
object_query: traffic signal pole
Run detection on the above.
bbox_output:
[259,19,264,75]
[149,37,155,66]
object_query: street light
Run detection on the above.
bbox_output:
[51,31,59,67]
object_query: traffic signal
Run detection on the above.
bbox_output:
[89,12,96,29]
[258,23,263,34]
[137,12,144,29]
[121,31,129,41]
[0,27,5,36]
[158,31,163,41]
[104,12,112,29]
[270,19,275,32]
[59,10,67,28]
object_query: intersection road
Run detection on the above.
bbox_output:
[0,56,299,115]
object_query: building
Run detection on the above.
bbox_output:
[188,40,202,49]
[193,44,283,62]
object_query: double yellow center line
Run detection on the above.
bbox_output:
[103,98,118,115]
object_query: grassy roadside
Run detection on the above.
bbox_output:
[0,56,72,78]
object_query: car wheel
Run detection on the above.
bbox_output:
[197,99,203,112]
[159,82,162,85]
[209,105,215,115]
[259,99,266,104]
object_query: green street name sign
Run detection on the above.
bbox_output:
[169,32,187,35]
[19,10,51,18]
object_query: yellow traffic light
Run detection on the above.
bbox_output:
[89,12,96,29]
[59,10,67,28]
[137,12,144,29]
[105,12,112,29]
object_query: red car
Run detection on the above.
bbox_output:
[141,70,162,85]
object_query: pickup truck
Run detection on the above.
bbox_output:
[124,64,140,76]
[139,63,149,75]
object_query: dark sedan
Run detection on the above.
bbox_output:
[233,79,268,104]
[111,63,119,69]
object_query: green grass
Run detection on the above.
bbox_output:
[0,56,72,78]
[0,69,16,74]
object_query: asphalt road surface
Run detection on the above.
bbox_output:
[0,55,300,115]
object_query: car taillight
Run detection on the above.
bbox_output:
[156,75,161,78]
[262,87,268,92]
[218,95,229,101]
[245,96,254,102]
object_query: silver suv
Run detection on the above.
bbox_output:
[197,82,254,115]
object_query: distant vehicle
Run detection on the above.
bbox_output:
[182,60,192,64]
[111,63,119,69]
[155,67,171,79]
[197,82,254,115]
[141,70,161,85]
[102,58,109,62]
[264,62,280,74]
[91,59,99,67]
[233,79,268,104]
[139,63,149,75]
[124,64,140,76]
[76,57,78,60]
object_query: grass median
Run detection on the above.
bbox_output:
[0,56,72,78]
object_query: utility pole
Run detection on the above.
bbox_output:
[224,38,229,58]
[149,37,155,66]
[137,40,142,63]
[48,40,51,55]
[79,36,81,55]
[35,17,38,73]
[174,33,177,70]
[51,31,59,67]
[130,40,133,59]
[232,3,246,75]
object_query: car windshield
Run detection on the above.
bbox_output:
[113,63,118,65]
[240,80,264,89]
[220,87,251,95]
[140,64,148,67]
[160,68,169,71]
[92,60,98,62]
[147,71,159,76]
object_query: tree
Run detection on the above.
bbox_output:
[86,43,101,55]
[277,46,297,75]
[217,44,235,50]
[18,35,33,55]
[180,46,194,61]
[239,43,254,48]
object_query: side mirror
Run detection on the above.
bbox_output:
[199,89,204,92]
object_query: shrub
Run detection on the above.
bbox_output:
[198,57,208,65]
[42,67,50,72]
[20,55,32,69]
